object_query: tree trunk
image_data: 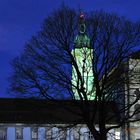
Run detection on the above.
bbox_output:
[98,132,107,140]
[87,123,107,140]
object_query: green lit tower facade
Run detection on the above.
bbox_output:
[72,12,95,100]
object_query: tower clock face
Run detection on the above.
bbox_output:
[79,23,86,34]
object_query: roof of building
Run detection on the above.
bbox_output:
[0,98,119,124]
[131,50,140,59]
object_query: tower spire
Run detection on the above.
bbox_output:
[74,8,90,48]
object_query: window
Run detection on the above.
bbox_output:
[115,131,120,140]
[80,127,90,140]
[52,127,59,140]
[38,127,46,140]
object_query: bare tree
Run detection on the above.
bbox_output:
[9,5,140,140]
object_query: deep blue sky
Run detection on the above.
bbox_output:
[0,0,140,97]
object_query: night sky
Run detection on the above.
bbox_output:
[0,0,140,97]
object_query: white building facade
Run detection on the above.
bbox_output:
[125,56,140,140]
[0,124,121,140]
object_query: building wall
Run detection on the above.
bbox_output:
[125,58,140,140]
[0,124,121,140]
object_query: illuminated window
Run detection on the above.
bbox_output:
[16,127,23,139]
[80,127,89,140]
[52,127,59,140]
[115,131,120,140]
[38,127,46,140]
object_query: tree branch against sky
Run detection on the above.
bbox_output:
[9,5,140,140]
[1,0,140,98]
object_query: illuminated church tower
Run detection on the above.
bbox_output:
[72,12,95,100]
